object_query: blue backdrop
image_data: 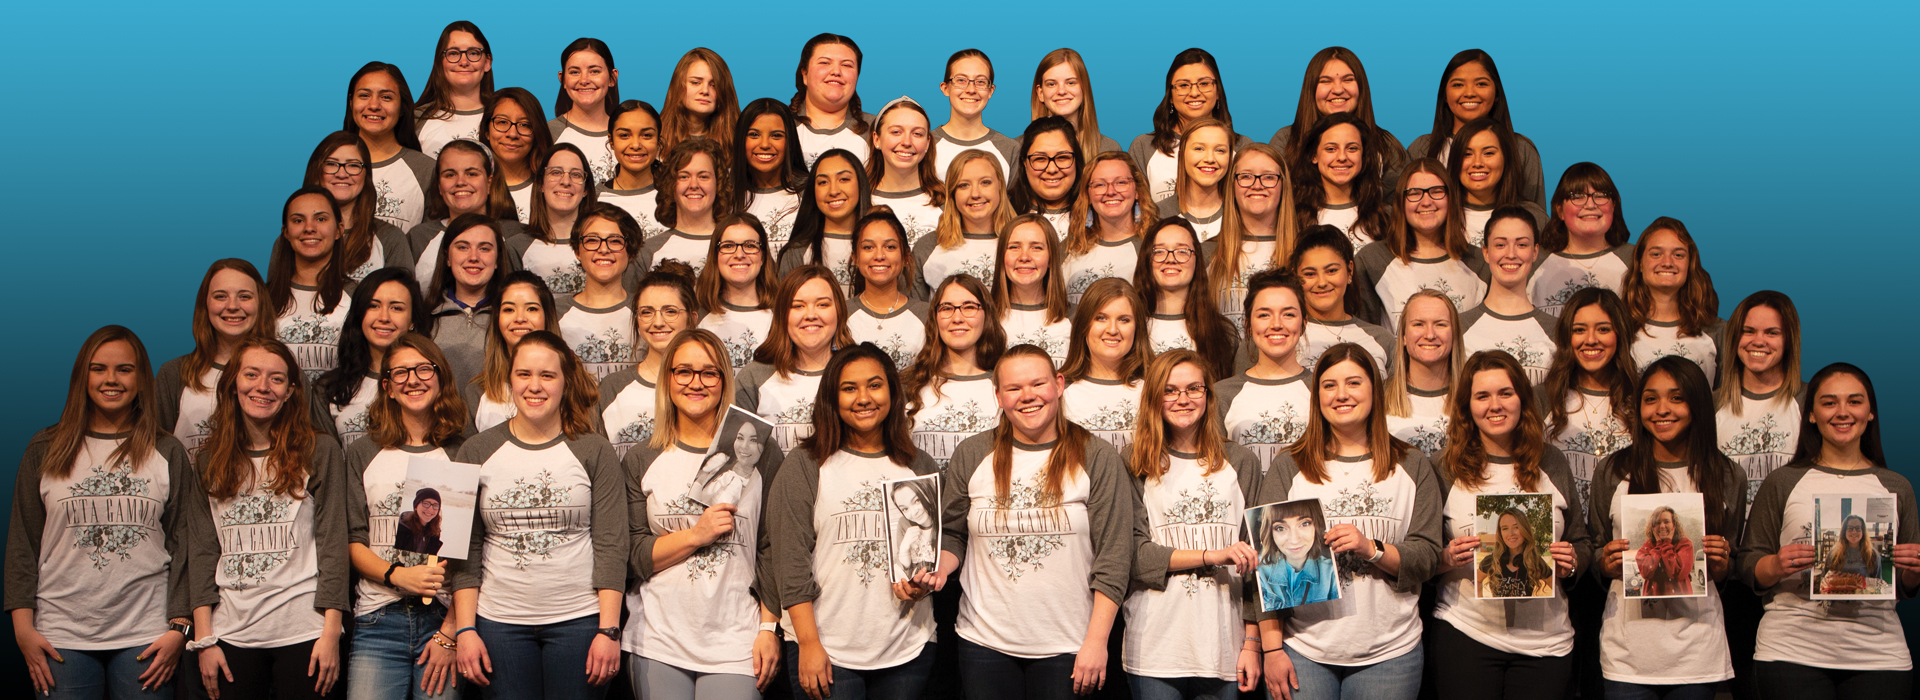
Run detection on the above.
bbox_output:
[3,0,1916,686]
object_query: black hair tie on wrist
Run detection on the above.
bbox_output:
[384,561,401,588]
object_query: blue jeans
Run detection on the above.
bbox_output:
[1601,680,1715,700]
[1127,674,1236,700]
[473,614,607,700]
[348,602,460,699]
[1283,641,1422,700]
[956,638,1079,700]
[45,645,166,700]
[782,641,935,700]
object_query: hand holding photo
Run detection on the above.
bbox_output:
[1811,494,1898,601]
[398,456,480,560]
[1247,499,1340,612]
[1621,493,1708,599]
[1474,493,1555,599]
[881,473,941,583]
[689,406,774,507]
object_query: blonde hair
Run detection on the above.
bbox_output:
[991,214,1071,325]
[1211,144,1298,288]
[1065,151,1153,257]
[932,150,1013,249]
[1029,49,1104,161]
[1384,290,1465,418]
[649,329,736,450]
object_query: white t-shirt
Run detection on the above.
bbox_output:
[848,298,927,370]
[1460,305,1559,385]
[780,450,934,669]
[1434,456,1575,656]
[1298,317,1395,375]
[1600,469,1732,684]
[324,374,381,448]
[352,443,453,617]
[1316,204,1369,253]
[1549,388,1634,509]
[28,434,175,650]
[278,285,352,382]
[1274,453,1430,666]
[627,443,766,673]
[1217,237,1278,335]
[1040,207,1075,242]
[518,237,588,296]
[171,364,223,453]
[1001,305,1073,367]
[645,229,712,276]
[956,442,1100,657]
[870,189,942,248]
[1064,238,1140,306]
[210,453,324,648]
[372,150,431,232]
[418,109,484,159]
[1122,452,1249,680]
[600,186,668,241]
[738,364,823,452]
[1715,388,1801,510]
[1178,207,1223,242]
[472,392,516,434]
[799,120,871,167]
[597,371,657,460]
[919,233,999,290]
[1528,246,1631,318]
[698,305,775,372]
[508,181,534,225]
[1633,320,1721,379]
[1144,143,1180,205]
[550,117,619,185]
[470,435,602,625]
[1386,387,1450,459]
[1217,372,1311,472]
[931,128,1014,182]
[1063,377,1142,453]
[558,296,638,380]
[1463,206,1494,249]
[745,188,802,257]
[1368,251,1486,330]
[1147,314,1194,355]
[909,374,999,470]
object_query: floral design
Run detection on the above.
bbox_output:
[68,464,152,565]
[953,253,996,284]
[1325,480,1391,519]
[662,495,705,516]
[1421,278,1468,308]
[840,482,890,584]
[339,410,371,443]
[1079,399,1138,432]
[541,263,587,296]
[720,329,760,369]
[918,400,997,434]
[1162,481,1230,526]
[899,212,937,247]
[1407,418,1449,457]
[983,478,1066,581]
[218,492,295,587]
[1543,273,1602,308]
[1494,335,1547,370]
[1012,326,1067,363]
[1068,264,1117,298]
[573,330,634,365]
[374,483,404,516]
[869,333,914,369]
[221,493,291,527]
[775,401,814,427]
[277,315,341,346]
[374,178,401,223]
[1152,331,1193,354]
[616,420,654,448]
[1561,417,1632,459]
[488,470,570,509]
[348,256,380,282]
[223,552,291,589]
[1241,405,1305,447]
[1722,414,1791,457]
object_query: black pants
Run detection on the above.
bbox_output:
[1426,618,1572,700]
[1752,661,1910,700]
[219,639,336,700]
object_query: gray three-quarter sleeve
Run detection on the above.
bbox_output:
[942,433,993,566]
[1539,448,1593,580]
[1127,134,1157,177]
[5,434,52,612]
[1387,451,1445,594]
[751,432,790,613]
[734,362,775,414]
[185,451,222,611]
[1736,465,1805,591]
[156,436,196,620]
[1127,471,1172,592]
[623,444,664,583]
[309,436,351,613]
[342,437,380,547]
[1229,444,1265,623]
[568,436,629,592]
[767,450,824,610]
[155,358,187,433]
[1084,438,1134,607]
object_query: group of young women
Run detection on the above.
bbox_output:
[7,22,1915,700]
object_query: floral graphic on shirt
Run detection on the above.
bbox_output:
[1722,414,1791,458]
[66,464,154,568]
[1406,417,1449,457]
[899,212,937,247]
[983,478,1067,581]
[277,315,341,347]
[1493,336,1548,371]
[1543,273,1603,309]
[1325,480,1391,519]
[1162,481,1231,596]
[831,258,858,289]
[1068,264,1117,298]
[573,330,634,365]
[1013,326,1067,363]
[1240,405,1305,447]
[868,333,915,370]
[486,470,574,568]
[1078,399,1138,432]
[338,410,371,443]
[615,420,655,448]
[775,401,814,427]
[659,495,734,580]
[1647,341,1695,365]
[919,400,997,434]
[720,329,760,369]
[1152,331,1193,354]
[219,494,294,588]
[348,256,380,282]
[375,485,404,517]
[374,179,401,223]
[841,481,891,585]
[1420,278,1469,308]
[1561,416,1632,459]
[541,263,587,296]
[948,253,996,285]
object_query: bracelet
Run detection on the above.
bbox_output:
[455,626,479,640]
[1262,648,1284,654]
[185,636,220,652]
[383,561,401,588]
[759,622,780,634]
[432,632,458,650]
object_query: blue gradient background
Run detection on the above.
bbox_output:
[3,0,1915,686]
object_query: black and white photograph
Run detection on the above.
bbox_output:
[688,405,774,507]
[881,473,941,583]
[398,455,480,559]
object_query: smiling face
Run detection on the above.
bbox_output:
[813,154,860,227]
[1086,295,1137,369]
[489,98,533,166]
[682,59,716,115]
[1560,186,1616,239]
[1568,303,1618,375]
[1037,62,1083,118]
[635,285,690,357]
[496,283,546,351]
[893,484,932,527]
[1469,368,1520,442]
[611,109,659,177]
[1248,286,1304,362]
[952,158,1002,230]
[1652,510,1677,542]
[559,49,614,112]
[1499,512,1528,550]
[787,277,839,354]
[1459,129,1505,203]
[1482,218,1538,287]
[667,341,723,422]
[509,342,565,423]
[675,151,717,219]
[413,497,441,524]
[442,30,490,92]
[837,356,891,437]
[351,70,402,138]
[1168,63,1219,123]
[935,284,986,354]
[1161,361,1207,434]
[1637,228,1691,295]
[574,217,630,287]
[283,193,340,263]
[1809,372,1874,450]
[1402,296,1454,367]
[1025,130,1077,206]
[1149,225,1197,293]
[1638,370,1692,445]
[1445,61,1495,127]
[943,55,995,118]
[234,347,292,425]
[1294,246,1350,318]
[716,223,763,287]
[439,148,491,217]
[384,346,439,417]
[1313,123,1363,188]
[876,108,930,174]
[1736,305,1786,377]
[995,354,1064,438]
[1272,515,1316,568]
[86,340,139,418]
[206,268,261,343]
[1845,519,1866,545]
[1315,59,1360,115]
[447,226,499,291]
[1002,222,1051,291]
[321,145,366,203]
[855,221,904,288]
[743,113,787,177]
[804,43,860,113]
[1404,171,1448,234]
[1232,150,1282,218]
[1317,359,1373,434]
[362,281,414,354]
[542,150,587,217]
[1183,125,1230,189]
[732,423,762,468]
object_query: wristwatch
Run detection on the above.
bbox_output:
[169,621,193,638]
[598,626,621,641]
[1368,539,1387,563]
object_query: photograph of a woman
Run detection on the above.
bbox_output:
[1636,506,1694,596]
[1621,493,1710,599]
[1249,498,1340,611]
[1476,507,1553,598]
[1812,495,1898,600]
[883,474,940,582]
[689,408,770,506]
[393,487,444,555]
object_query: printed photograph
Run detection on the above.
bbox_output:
[1812,494,1898,601]
[1621,493,1708,599]
[1247,498,1340,612]
[398,456,480,559]
[689,406,774,507]
[1474,493,1555,599]
[881,473,941,583]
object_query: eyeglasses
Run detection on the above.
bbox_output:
[322,159,366,176]
[936,302,983,318]
[1171,79,1218,94]
[1234,173,1282,189]
[718,241,762,256]
[580,236,627,252]
[490,117,534,136]
[1162,386,1207,402]
[1025,153,1075,172]
[443,48,489,64]
[1089,178,1134,194]
[1151,247,1196,264]
[545,167,588,183]
[1566,191,1614,205]
[670,366,724,387]
[636,305,686,322]
[386,363,439,382]
[947,77,993,91]
[1403,186,1449,203]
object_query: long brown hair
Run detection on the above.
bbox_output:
[527,143,601,242]
[1608,357,1735,537]
[804,343,917,467]
[479,272,559,403]
[367,333,469,448]
[1540,162,1630,253]
[1029,49,1104,161]
[1170,117,1233,213]
[510,330,600,439]
[416,22,495,120]
[1385,157,1469,264]
[302,131,378,273]
[1289,343,1406,485]
[1129,349,1229,481]
[1290,112,1391,246]
[1066,151,1153,256]
[39,327,161,480]
[865,99,946,207]
[424,139,515,221]
[991,214,1071,324]
[1211,144,1298,283]
[905,275,1006,415]
[1060,278,1150,384]
[753,265,854,377]
[932,149,1014,250]
[659,48,740,162]
[1280,47,1386,163]
[1443,350,1546,492]
[654,137,734,229]
[1715,290,1803,415]
[989,345,1091,500]
[1135,218,1237,378]
[1544,287,1638,441]
[1622,217,1719,337]
[199,338,316,500]
[267,187,348,318]
[696,213,779,313]
[183,259,270,392]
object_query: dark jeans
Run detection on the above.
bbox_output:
[474,614,607,700]
[1752,661,1911,700]
[1426,620,1570,700]
[957,638,1079,700]
[219,639,337,700]
[1600,680,1713,700]
[780,641,935,700]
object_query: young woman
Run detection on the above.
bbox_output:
[313,268,425,448]
[596,266,699,459]
[1207,143,1297,334]
[1059,278,1152,453]
[423,214,507,388]
[1714,291,1803,504]
[790,33,872,166]
[658,48,740,166]
[695,214,780,370]
[481,88,553,224]
[549,38,622,184]
[270,187,356,382]
[1122,349,1265,700]
[868,97,946,247]
[509,143,601,296]
[848,209,929,369]
[993,215,1075,366]
[1531,163,1633,316]
[1008,117,1084,236]
[187,337,348,700]
[9,327,198,698]
[1128,49,1251,206]
[558,204,644,380]
[778,149,871,295]
[770,343,942,700]
[914,150,1011,292]
[1542,287,1639,507]
[158,259,271,453]
[737,266,855,452]
[414,21,494,158]
[1215,270,1314,469]
[1030,48,1123,161]
[641,138,732,274]
[1428,350,1591,700]
[1740,363,1917,698]
[1353,158,1485,329]
[1624,218,1723,378]
[1459,208,1559,384]
[935,49,1019,179]
[1383,290,1462,458]
[1407,50,1546,209]
[408,138,524,288]
[344,62,434,233]
[733,99,808,255]
[1136,217,1237,377]
[1291,226,1395,372]
[342,333,468,700]
[1291,113,1393,255]
[931,343,1132,700]
[1258,343,1443,700]
[449,330,626,699]
[464,271,559,433]
[1448,119,1547,248]
[623,329,785,700]
[904,275,1005,469]
[1267,47,1407,173]
[1155,118,1233,241]
[1062,152,1151,305]
[599,100,666,239]
[1589,356,1745,698]
[304,131,413,283]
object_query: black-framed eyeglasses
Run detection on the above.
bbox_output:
[1566,191,1614,205]
[490,117,534,136]
[1171,79,1218,94]
[1234,173,1282,189]
[1161,386,1207,402]
[1403,186,1449,203]
[1025,153,1075,172]
[322,159,366,176]
[718,241,762,256]
[443,48,489,64]
[1151,247,1196,264]
[580,236,627,252]
[637,306,686,322]
[671,366,724,387]
[936,302,983,318]
[386,363,439,382]
[947,77,993,91]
